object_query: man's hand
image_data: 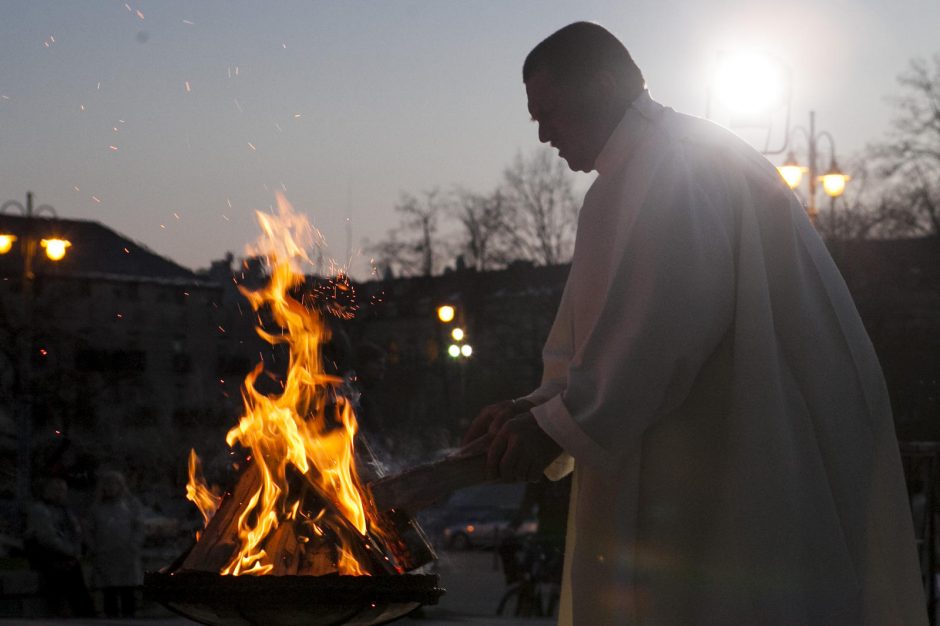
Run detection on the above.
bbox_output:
[461,398,535,446]
[486,412,562,483]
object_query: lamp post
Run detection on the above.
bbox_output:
[0,192,71,507]
[436,304,476,435]
[775,111,851,224]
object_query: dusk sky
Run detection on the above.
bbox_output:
[2,0,938,278]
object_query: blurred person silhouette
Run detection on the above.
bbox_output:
[87,469,144,618]
[464,21,926,624]
[24,477,95,617]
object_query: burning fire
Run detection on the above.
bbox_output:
[187,193,386,576]
[185,450,221,529]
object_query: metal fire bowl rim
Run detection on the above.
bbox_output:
[144,570,444,606]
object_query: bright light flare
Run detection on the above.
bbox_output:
[447,344,460,358]
[460,344,473,357]
[778,164,806,189]
[451,328,464,341]
[41,238,71,261]
[821,172,849,197]
[437,305,455,323]
[0,234,17,254]
[712,51,786,117]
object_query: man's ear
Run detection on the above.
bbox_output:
[589,70,617,101]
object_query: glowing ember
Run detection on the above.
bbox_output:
[186,193,388,577]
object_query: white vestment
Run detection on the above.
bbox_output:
[524,91,926,625]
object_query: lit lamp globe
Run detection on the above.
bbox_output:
[460,344,473,357]
[447,344,461,358]
[451,328,464,341]
[0,234,17,254]
[777,152,806,190]
[437,305,455,323]
[820,161,850,198]
[41,238,71,261]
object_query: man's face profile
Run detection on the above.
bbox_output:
[525,69,599,173]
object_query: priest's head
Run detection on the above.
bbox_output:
[524,22,646,173]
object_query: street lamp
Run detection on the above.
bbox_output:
[436,305,455,323]
[0,192,71,507]
[775,111,850,224]
[705,51,850,224]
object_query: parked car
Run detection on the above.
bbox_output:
[422,483,536,550]
[442,510,537,550]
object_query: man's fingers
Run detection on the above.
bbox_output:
[462,405,499,445]
[459,433,492,456]
[462,400,515,445]
[486,431,509,480]
[486,407,515,437]
[461,417,490,446]
[498,438,519,481]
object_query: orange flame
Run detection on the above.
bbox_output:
[194,192,379,576]
[185,449,222,527]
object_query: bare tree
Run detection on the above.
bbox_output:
[856,53,940,238]
[451,188,510,271]
[816,158,923,241]
[501,147,580,265]
[370,189,446,277]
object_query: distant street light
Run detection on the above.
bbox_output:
[0,192,72,507]
[775,111,850,223]
[436,305,455,323]
[451,327,464,341]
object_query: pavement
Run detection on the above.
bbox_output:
[0,550,558,625]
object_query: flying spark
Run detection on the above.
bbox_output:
[182,19,194,25]
[185,81,191,93]
[109,145,119,151]
[91,195,101,203]
[247,142,256,151]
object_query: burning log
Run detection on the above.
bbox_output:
[181,464,261,573]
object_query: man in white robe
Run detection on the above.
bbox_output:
[464,22,926,624]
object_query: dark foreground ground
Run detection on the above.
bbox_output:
[0,550,557,625]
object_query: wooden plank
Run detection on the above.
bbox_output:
[368,451,490,514]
